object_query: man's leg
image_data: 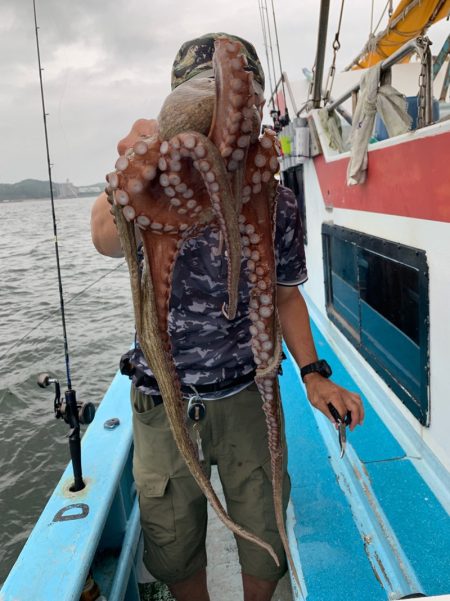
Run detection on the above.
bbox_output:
[131,388,211,593]
[168,568,210,601]
[214,385,291,597]
[242,573,278,601]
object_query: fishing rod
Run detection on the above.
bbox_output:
[258,0,290,131]
[32,0,94,492]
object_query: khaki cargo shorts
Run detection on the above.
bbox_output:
[131,383,291,584]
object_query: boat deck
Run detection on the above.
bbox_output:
[279,310,450,601]
[2,313,450,601]
[206,467,293,600]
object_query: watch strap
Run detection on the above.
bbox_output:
[300,360,332,381]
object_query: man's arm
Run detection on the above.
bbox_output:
[91,118,158,258]
[91,192,123,258]
[277,284,364,430]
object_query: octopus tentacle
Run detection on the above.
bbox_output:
[209,39,254,164]
[109,37,304,587]
[242,129,301,589]
[113,203,279,565]
[209,37,261,214]
[111,119,279,566]
[176,131,241,320]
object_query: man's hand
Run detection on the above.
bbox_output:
[117,118,158,155]
[91,118,158,257]
[303,373,364,431]
[276,286,364,431]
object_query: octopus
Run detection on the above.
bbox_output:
[106,37,300,589]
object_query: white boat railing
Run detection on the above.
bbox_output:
[327,37,434,127]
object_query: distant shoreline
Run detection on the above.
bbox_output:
[0,179,104,202]
[0,195,97,203]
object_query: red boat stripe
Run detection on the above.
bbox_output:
[314,130,450,223]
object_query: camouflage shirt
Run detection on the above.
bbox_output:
[126,185,307,395]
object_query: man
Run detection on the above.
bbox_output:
[91,34,364,601]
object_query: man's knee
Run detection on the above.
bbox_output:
[139,475,208,583]
[242,572,279,601]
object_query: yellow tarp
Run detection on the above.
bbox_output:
[354,0,450,69]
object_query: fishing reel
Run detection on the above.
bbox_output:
[37,373,95,425]
[37,373,95,492]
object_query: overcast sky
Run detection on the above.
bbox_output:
[1,0,448,185]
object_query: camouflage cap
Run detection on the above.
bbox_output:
[171,33,265,91]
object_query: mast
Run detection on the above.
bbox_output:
[311,0,331,108]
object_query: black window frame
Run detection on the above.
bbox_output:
[281,166,307,245]
[322,224,430,425]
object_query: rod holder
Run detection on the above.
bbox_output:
[37,373,95,492]
[65,389,85,492]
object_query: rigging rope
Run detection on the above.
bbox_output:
[259,0,280,112]
[270,0,288,116]
[343,0,440,70]
[370,0,375,35]
[373,0,393,36]
[257,0,289,121]
[324,0,346,104]
[258,0,277,110]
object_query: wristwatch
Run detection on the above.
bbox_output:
[300,359,332,382]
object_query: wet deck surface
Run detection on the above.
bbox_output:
[206,467,293,601]
[138,465,293,601]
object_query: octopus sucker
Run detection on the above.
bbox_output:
[239,128,301,587]
[113,199,280,565]
[109,35,302,589]
[177,130,241,320]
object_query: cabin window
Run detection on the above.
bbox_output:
[281,166,307,245]
[322,224,429,425]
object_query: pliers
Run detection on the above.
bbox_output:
[327,403,352,458]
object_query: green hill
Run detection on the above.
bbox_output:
[0,179,104,201]
[0,179,54,200]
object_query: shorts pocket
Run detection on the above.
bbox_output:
[131,387,168,428]
[131,388,191,479]
[139,473,176,547]
[133,401,167,427]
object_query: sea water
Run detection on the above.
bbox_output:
[0,196,134,584]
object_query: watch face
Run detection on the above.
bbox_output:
[318,360,332,378]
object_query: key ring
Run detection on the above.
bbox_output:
[186,386,206,422]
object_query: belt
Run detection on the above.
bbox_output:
[137,370,256,406]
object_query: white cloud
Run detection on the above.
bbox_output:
[1,0,448,184]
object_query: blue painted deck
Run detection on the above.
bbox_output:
[281,320,450,600]
[0,370,136,601]
[1,316,450,601]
